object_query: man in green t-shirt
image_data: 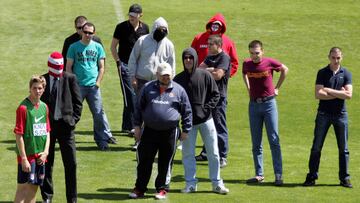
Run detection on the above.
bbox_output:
[14,75,50,203]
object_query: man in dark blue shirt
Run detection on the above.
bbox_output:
[129,62,192,200]
[304,47,353,188]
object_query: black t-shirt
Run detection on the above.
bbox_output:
[204,51,230,97]
[113,21,149,64]
[316,65,352,114]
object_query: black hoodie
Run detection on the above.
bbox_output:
[174,48,220,125]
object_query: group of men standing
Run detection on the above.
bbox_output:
[13,3,353,203]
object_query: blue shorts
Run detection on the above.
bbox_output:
[17,161,45,185]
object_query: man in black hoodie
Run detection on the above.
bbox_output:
[174,48,229,194]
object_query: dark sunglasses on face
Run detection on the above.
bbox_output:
[250,52,261,55]
[184,56,193,60]
[76,26,82,30]
[83,31,94,35]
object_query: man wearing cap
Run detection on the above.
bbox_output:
[110,4,149,138]
[129,62,192,200]
[242,40,288,186]
[62,16,103,71]
[40,52,82,203]
[66,22,114,151]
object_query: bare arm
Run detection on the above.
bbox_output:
[37,132,50,165]
[242,73,250,96]
[15,134,31,172]
[66,59,74,73]
[96,58,105,87]
[210,68,225,81]
[315,85,336,100]
[110,38,120,63]
[274,64,289,95]
[324,85,352,100]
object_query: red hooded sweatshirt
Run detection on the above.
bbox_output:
[191,13,239,77]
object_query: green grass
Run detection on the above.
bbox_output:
[1,0,360,202]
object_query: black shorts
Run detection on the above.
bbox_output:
[17,161,45,185]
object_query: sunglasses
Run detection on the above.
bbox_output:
[76,26,82,30]
[83,31,94,35]
[184,56,193,60]
[331,57,341,60]
[250,52,261,55]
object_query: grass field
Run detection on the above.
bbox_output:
[1,0,360,202]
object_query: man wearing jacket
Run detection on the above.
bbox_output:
[174,48,229,194]
[128,16,175,150]
[128,17,175,95]
[40,52,82,203]
[191,13,238,77]
[129,62,192,200]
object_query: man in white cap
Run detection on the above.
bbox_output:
[40,52,83,203]
[129,62,192,200]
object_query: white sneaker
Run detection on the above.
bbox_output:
[154,190,167,200]
[177,141,183,150]
[181,185,197,193]
[213,185,229,194]
[131,141,139,151]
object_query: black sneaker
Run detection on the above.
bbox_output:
[195,154,207,161]
[340,179,353,188]
[303,175,316,186]
[107,137,117,144]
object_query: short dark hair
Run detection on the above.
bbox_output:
[248,40,263,49]
[208,34,222,46]
[82,22,96,32]
[329,47,342,55]
[74,16,87,25]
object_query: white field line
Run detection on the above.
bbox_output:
[112,0,124,22]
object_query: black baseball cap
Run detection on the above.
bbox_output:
[129,4,142,16]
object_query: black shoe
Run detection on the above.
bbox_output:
[274,174,283,186]
[99,145,110,151]
[107,137,117,144]
[340,179,353,188]
[303,175,316,186]
[195,154,207,161]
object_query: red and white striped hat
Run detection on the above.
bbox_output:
[48,51,64,78]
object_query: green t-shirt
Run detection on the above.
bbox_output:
[67,40,106,86]
[15,98,48,156]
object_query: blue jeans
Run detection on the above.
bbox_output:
[182,118,223,187]
[118,63,136,131]
[307,111,350,181]
[80,86,112,147]
[201,97,228,158]
[249,98,282,176]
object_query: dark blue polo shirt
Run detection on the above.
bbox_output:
[316,65,352,115]
[113,20,149,64]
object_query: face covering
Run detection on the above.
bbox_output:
[210,23,222,34]
[153,28,167,42]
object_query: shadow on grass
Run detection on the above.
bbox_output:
[76,146,131,152]
[245,182,339,187]
[0,140,15,144]
[75,130,133,137]
[79,188,157,201]
[0,201,13,203]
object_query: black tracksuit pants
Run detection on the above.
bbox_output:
[135,126,179,193]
